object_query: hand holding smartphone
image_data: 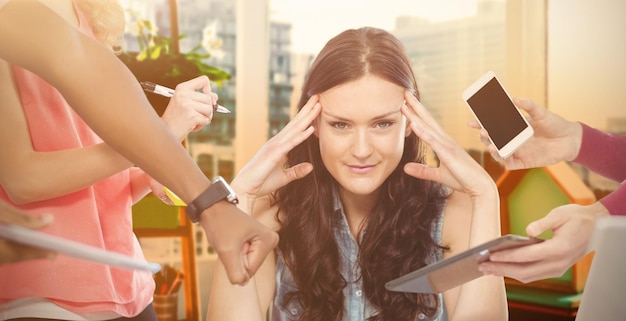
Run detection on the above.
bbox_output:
[462,71,533,158]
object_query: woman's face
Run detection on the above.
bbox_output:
[317,74,409,198]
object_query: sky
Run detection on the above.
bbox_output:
[270,0,478,54]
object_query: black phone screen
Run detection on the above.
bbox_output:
[466,78,528,149]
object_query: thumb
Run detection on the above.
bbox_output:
[196,76,212,94]
[467,119,481,129]
[218,245,250,285]
[513,97,542,119]
[526,210,563,237]
[179,75,210,92]
[404,162,437,182]
[243,230,279,279]
[286,163,313,182]
[513,97,531,112]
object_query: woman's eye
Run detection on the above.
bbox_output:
[376,121,393,129]
[330,122,348,130]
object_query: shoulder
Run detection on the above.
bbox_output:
[38,0,79,28]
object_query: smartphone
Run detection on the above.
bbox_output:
[385,234,543,293]
[462,71,534,158]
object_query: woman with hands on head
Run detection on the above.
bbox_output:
[0,0,276,292]
[207,27,507,321]
[468,97,626,283]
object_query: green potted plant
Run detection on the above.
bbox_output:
[119,12,231,115]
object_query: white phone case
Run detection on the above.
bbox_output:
[462,71,534,158]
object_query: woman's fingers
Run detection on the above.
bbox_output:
[403,91,447,137]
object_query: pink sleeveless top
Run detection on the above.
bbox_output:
[0,3,154,317]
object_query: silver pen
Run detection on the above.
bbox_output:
[140,81,231,113]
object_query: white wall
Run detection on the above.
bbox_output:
[548,0,626,131]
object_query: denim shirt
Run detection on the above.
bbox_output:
[271,192,448,321]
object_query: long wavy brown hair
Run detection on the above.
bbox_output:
[274,27,449,321]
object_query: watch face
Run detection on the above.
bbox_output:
[214,176,239,204]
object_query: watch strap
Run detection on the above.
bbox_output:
[185,181,230,223]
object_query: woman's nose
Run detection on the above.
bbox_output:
[351,130,373,159]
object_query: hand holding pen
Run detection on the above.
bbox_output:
[141,81,230,113]
[147,76,225,140]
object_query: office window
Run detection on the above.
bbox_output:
[217,159,235,182]
[271,0,507,150]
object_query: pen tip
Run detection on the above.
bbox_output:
[140,81,156,91]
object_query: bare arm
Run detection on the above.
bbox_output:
[439,190,506,321]
[0,59,214,204]
[0,0,206,201]
[207,197,279,321]
[0,0,278,285]
[207,98,320,320]
[0,58,132,204]
[402,92,507,321]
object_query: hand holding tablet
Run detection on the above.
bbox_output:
[385,234,543,293]
[0,224,161,273]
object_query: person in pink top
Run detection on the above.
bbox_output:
[0,0,278,288]
[0,0,220,320]
[468,97,626,283]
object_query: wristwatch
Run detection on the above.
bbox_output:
[185,176,239,223]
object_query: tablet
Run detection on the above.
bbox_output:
[0,224,161,273]
[385,234,543,293]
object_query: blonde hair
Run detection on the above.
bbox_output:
[75,0,125,54]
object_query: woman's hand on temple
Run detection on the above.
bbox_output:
[401,91,495,197]
[231,96,321,205]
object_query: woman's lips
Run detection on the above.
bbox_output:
[348,164,375,174]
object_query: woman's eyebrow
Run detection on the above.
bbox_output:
[321,110,349,121]
[321,108,401,121]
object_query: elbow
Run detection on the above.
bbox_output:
[4,187,40,206]
[1,180,49,205]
